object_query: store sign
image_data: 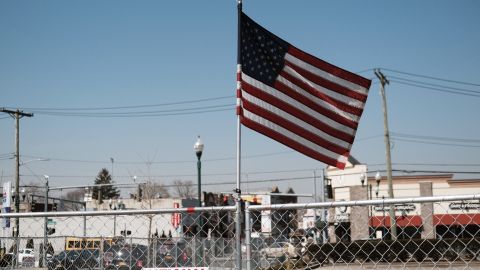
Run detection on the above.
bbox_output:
[335,213,350,222]
[374,204,416,212]
[171,202,181,229]
[449,201,480,210]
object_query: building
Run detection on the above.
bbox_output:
[325,157,480,242]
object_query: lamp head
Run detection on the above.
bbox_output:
[194,136,204,158]
[375,171,381,184]
[360,173,365,187]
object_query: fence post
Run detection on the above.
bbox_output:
[245,201,251,270]
[235,199,242,270]
[99,236,104,270]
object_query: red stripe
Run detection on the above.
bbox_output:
[236,105,242,115]
[288,47,372,89]
[242,81,355,143]
[280,69,364,116]
[186,207,195,214]
[241,116,346,169]
[237,71,241,81]
[273,80,358,130]
[242,100,349,155]
[370,215,422,227]
[434,214,480,226]
[370,214,480,227]
[237,89,241,98]
[284,60,368,103]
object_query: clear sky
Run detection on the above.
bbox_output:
[1,0,479,199]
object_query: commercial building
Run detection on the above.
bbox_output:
[325,157,480,242]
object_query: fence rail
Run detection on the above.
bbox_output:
[0,194,479,269]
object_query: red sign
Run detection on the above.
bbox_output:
[171,202,181,229]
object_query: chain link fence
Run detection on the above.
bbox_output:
[0,194,479,269]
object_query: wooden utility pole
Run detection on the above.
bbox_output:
[0,108,34,237]
[373,70,397,240]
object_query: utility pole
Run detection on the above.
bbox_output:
[373,70,397,240]
[0,108,33,234]
[1,108,33,266]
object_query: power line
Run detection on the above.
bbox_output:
[15,95,235,111]
[33,105,234,118]
[392,132,480,143]
[20,150,295,165]
[380,68,480,87]
[388,75,480,95]
[369,162,480,167]
[390,79,480,98]
[392,137,480,148]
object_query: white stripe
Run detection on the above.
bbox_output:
[283,65,365,110]
[285,53,369,96]
[242,91,351,149]
[242,73,356,136]
[278,70,360,122]
[243,109,348,165]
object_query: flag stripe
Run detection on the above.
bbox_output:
[240,112,348,169]
[282,65,366,108]
[284,60,368,103]
[242,98,349,154]
[276,73,360,123]
[279,69,364,116]
[272,79,359,129]
[242,90,351,149]
[242,74,356,141]
[287,47,372,89]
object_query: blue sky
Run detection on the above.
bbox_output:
[1,0,479,198]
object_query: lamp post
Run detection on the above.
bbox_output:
[43,175,49,268]
[375,172,381,198]
[109,198,122,236]
[194,136,204,207]
[360,173,365,187]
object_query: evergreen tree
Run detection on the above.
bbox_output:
[92,168,120,203]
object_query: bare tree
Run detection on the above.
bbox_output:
[60,189,85,211]
[172,180,195,198]
[140,182,170,201]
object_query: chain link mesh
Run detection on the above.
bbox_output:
[1,196,479,269]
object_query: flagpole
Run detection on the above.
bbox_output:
[235,0,243,269]
[236,0,242,197]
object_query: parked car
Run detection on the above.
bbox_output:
[104,244,148,270]
[47,250,82,270]
[6,248,35,266]
[260,242,287,259]
[154,240,192,268]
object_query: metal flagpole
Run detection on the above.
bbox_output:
[235,0,243,269]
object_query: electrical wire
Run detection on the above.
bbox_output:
[33,105,235,118]
[392,137,480,148]
[388,75,480,95]
[16,95,235,111]
[390,79,480,98]
[380,68,480,87]
[392,132,480,143]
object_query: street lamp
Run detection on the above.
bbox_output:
[375,172,381,198]
[109,198,123,236]
[194,136,204,207]
[360,173,366,187]
[43,175,49,268]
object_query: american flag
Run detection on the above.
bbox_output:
[237,12,371,169]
